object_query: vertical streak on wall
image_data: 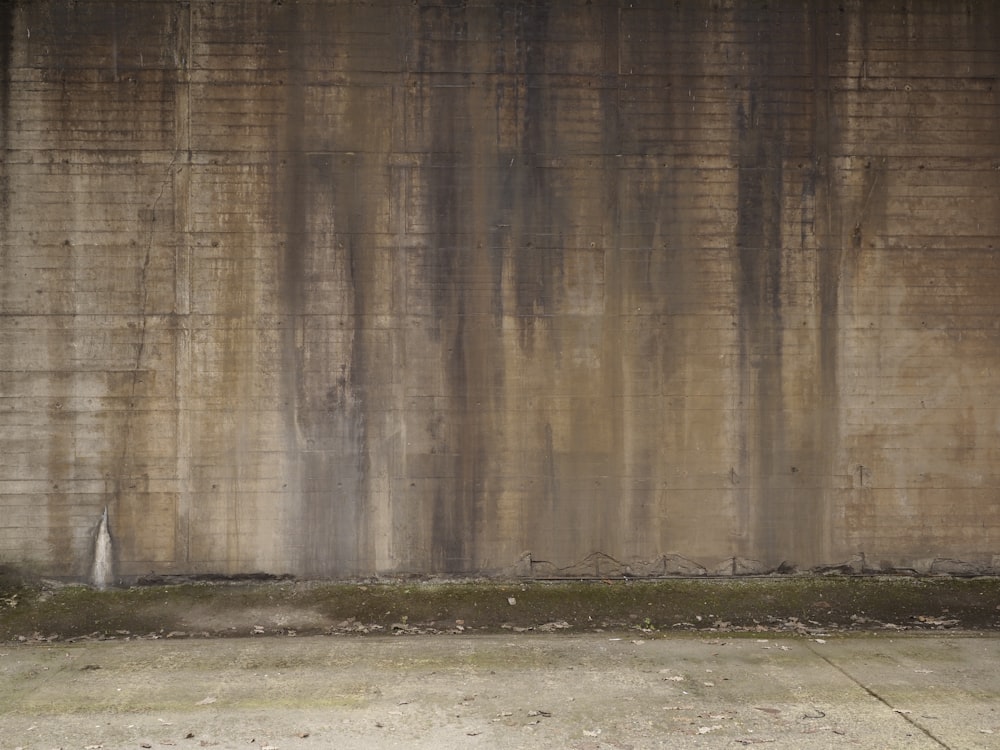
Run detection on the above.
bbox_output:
[110,3,143,557]
[277,3,309,573]
[0,0,14,563]
[837,2,876,556]
[172,0,192,570]
[284,5,396,577]
[415,5,451,571]
[341,163,372,576]
[418,2,477,573]
[463,1,512,571]
[598,4,626,564]
[601,3,626,563]
[616,3,713,562]
[505,0,573,564]
[275,4,376,577]
[295,147,371,577]
[734,4,787,566]
[44,4,81,572]
[732,2,837,568]
[510,2,560,352]
[811,0,838,566]
[0,0,11,312]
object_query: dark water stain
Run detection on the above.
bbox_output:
[507,1,562,352]
[299,155,372,578]
[734,1,847,567]
[0,0,12,303]
[525,420,560,555]
[271,4,310,574]
[0,0,11,151]
[733,5,788,565]
[812,1,840,567]
[270,4,364,578]
[434,301,474,572]
[274,0,307,487]
[274,3,390,577]
[415,4,485,573]
[413,0,566,572]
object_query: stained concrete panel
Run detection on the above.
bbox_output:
[1,1,999,580]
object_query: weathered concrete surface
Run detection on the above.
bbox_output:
[1,1,1000,580]
[2,634,1000,749]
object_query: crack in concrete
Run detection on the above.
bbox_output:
[805,641,953,750]
[134,155,177,369]
[112,158,177,502]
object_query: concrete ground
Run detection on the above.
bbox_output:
[1,634,998,749]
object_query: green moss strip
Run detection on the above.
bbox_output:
[2,577,999,641]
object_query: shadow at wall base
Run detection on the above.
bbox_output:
[0,563,44,589]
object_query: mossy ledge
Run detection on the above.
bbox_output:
[3,575,1000,641]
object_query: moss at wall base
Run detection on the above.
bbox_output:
[3,576,999,642]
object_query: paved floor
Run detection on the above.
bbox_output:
[2,633,998,749]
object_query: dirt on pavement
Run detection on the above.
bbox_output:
[3,633,1000,749]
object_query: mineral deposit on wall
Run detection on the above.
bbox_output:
[1,1,999,580]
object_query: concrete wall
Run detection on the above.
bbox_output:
[1,0,999,580]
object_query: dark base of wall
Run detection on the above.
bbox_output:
[505,552,998,579]
[3,574,1000,643]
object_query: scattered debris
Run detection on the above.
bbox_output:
[539,620,572,632]
[3,577,998,646]
[913,615,960,628]
[325,620,387,636]
[500,621,571,634]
